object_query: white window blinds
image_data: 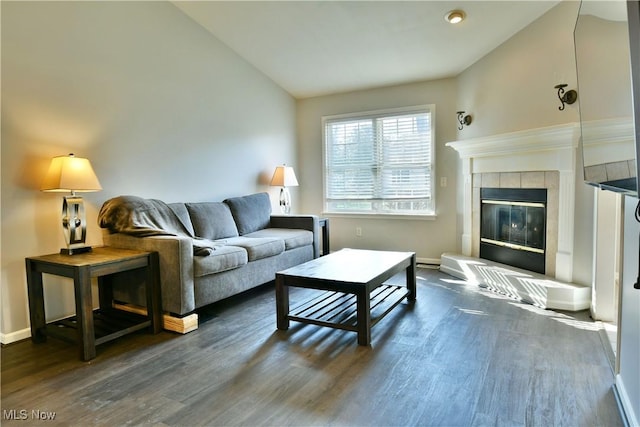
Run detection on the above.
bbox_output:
[323,105,435,215]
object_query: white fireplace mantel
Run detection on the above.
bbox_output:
[446,122,581,283]
[446,122,580,173]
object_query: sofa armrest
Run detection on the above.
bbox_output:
[102,231,196,315]
[270,215,320,258]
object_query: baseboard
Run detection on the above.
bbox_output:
[615,375,639,427]
[1,328,32,345]
[597,326,617,374]
[417,257,440,266]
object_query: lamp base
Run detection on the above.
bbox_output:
[60,246,93,255]
[279,187,292,215]
[60,195,92,255]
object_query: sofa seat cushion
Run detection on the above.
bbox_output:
[186,202,239,240]
[245,228,313,251]
[218,236,285,261]
[193,245,248,277]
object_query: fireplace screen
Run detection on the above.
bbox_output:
[481,201,545,252]
[480,188,547,274]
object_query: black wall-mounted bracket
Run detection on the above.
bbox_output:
[457,111,472,130]
[555,84,578,111]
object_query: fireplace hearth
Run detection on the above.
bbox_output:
[480,188,547,274]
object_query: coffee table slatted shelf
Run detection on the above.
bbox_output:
[289,284,409,331]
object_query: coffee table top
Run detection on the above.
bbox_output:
[277,248,414,285]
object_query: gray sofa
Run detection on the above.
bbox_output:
[98,192,319,319]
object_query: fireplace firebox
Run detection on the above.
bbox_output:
[480,188,547,274]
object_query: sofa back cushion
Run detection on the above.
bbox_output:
[224,192,272,235]
[186,202,239,240]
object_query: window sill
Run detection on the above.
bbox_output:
[322,212,437,221]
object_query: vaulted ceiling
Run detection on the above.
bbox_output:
[173,1,561,99]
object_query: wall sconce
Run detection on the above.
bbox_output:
[554,84,577,110]
[457,111,472,130]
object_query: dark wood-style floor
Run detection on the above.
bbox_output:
[1,268,622,426]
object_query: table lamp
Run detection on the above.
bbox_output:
[270,165,298,214]
[41,153,102,255]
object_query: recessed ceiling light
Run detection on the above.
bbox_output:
[445,10,465,24]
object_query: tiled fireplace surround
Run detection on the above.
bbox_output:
[447,122,580,283]
[472,170,559,277]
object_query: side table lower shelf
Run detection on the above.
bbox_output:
[47,308,154,346]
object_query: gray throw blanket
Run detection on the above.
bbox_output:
[98,195,220,256]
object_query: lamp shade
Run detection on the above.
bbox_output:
[270,165,298,187]
[41,153,102,192]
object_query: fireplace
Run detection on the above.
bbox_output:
[445,123,581,282]
[479,188,547,274]
[441,123,591,311]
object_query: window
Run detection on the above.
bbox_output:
[323,105,435,216]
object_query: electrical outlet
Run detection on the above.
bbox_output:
[440,177,447,187]
[356,227,362,237]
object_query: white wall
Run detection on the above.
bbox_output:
[617,2,640,423]
[1,1,297,342]
[591,190,622,321]
[296,79,459,261]
[455,1,595,286]
[295,1,596,279]
[456,1,581,138]
[618,196,640,426]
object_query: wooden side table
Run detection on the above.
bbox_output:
[25,246,162,361]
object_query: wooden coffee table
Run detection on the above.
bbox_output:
[275,248,416,345]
